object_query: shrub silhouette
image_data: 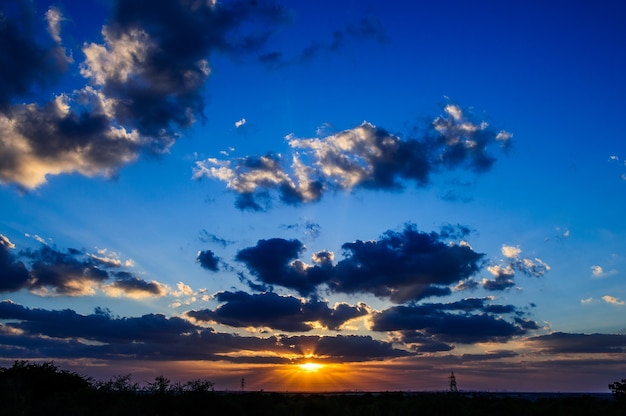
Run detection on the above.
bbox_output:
[609,378,626,402]
[0,360,90,398]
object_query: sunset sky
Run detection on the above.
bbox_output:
[1,0,626,393]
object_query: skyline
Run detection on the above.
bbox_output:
[1,0,625,392]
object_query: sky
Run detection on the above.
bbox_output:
[1,0,625,393]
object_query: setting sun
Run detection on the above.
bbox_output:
[299,362,323,372]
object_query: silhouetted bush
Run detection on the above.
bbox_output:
[609,378,625,402]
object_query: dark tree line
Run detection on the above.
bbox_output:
[1,361,624,415]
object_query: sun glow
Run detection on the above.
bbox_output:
[299,362,323,372]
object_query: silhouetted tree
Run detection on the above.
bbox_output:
[147,375,172,394]
[94,373,139,393]
[609,378,626,401]
[0,360,90,398]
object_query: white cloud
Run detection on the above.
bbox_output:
[0,234,15,249]
[25,234,48,245]
[235,118,247,128]
[602,295,625,305]
[501,245,521,258]
[580,297,593,304]
[45,7,64,43]
[591,265,618,278]
[81,27,152,86]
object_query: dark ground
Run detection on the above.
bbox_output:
[2,391,623,416]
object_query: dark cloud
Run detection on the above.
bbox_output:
[438,224,473,240]
[196,106,512,210]
[236,238,330,296]
[0,241,165,298]
[482,266,516,291]
[106,271,167,298]
[528,332,626,354]
[0,235,30,292]
[0,300,195,344]
[395,331,455,353]
[0,0,67,110]
[21,245,109,296]
[371,299,535,344]
[234,224,484,303]
[187,291,367,332]
[196,249,221,272]
[330,225,483,303]
[0,301,405,363]
[282,334,411,363]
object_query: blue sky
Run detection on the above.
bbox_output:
[1,0,625,392]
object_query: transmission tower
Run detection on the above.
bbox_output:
[448,371,458,393]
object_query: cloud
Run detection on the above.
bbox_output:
[103,272,167,299]
[0,235,30,292]
[280,220,321,240]
[0,301,407,363]
[195,105,512,210]
[21,245,110,296]
[235,224,484,303]
[329,225,482,303]
[529,332,626,353]
[480,245,550,291]
[282,334,411,363]
[235,238,330,296]
[235,118,247,128]
[196,250,221,272]
[591,265,618,278]
[259,16,386,67]
[371,298,537,344]
[187,291,368,332]
[45,7,64,44]
[0,0,289,189]
[501,245,521,258]
[88,248,134,268]
[482,265,515,291]
[199,230,233,247]
[0,1,68,110]
[601,295,625,305]
[0,241,165,298]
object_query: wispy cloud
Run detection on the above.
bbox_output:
[601,295,625,305]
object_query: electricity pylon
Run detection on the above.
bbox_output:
[448,371,458,393]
